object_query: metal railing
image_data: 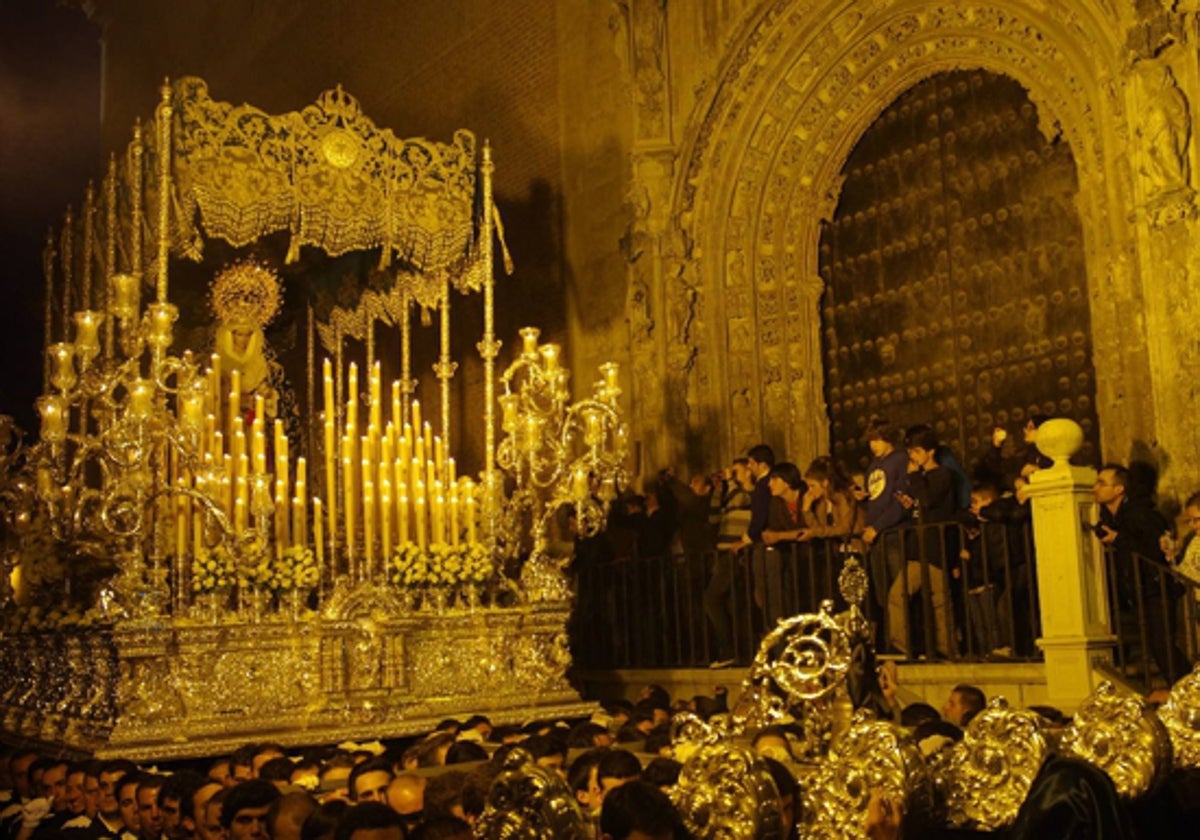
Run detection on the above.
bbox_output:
[1102,547,1199,692]
[572,518,1040,670]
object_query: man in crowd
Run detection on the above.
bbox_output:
[942,684,986,727]
[347,760,393,806]
[219,782,278,840]
[862,419,911,631]
[135,776,166,840]
[1095,463,1190,684]
[704,458,755,668]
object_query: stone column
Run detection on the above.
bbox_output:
[1025,418,1116,710]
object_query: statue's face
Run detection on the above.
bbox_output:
[231,327,254,354]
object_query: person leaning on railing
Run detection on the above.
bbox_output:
[1161,489,1200,589]
[1095,463,1190,685]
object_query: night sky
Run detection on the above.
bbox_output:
[0,0,101,432]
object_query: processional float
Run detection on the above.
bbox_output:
[0,78,626,758]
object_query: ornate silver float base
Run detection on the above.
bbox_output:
[0,583,587,760]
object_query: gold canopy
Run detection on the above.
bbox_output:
[168,77,480,271]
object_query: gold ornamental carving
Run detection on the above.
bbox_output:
[1058,680,1171,798]
[672,744,785,840]
[1159,663,1200,769]
[938,697,1050,830]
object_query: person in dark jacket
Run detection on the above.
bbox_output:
[862,419,911,618]
[887,426,955,657]
[1095,463,1190,684]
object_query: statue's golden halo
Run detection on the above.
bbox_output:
[210,261,282,328]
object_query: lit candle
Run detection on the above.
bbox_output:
[465,491,476,544]
[209,353,221,416]
[380,486,392,561]
[252,400,266,474]
[313,497,324,564]
[520,326,540,357]
[228,369,241,440]
[449,485,459,547]
[128,378,153,419]
[181,388,205,434]
[231,418,246,472]
[369,361,382,435]
[500,393,518,433]
[391,381,402,428]
[294,458,307,546]
[415,494,427,550]
[274,420,289,498]
[342,452,356,573]
[234,489,246,536]
[398,491,409,545]
[433,494,445,546]
[73,311,103,368]
[110,272,140,320]
[346,362,359,437]
[37,395,67,443]
[363,478,375,573]
[584,410,602,447]
[275,479,288,558]
[47,343,76,393]
[292,496,304,549]
[411,398,421,436]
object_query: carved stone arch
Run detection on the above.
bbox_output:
[669,0,1140,465]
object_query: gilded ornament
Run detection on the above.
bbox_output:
[1058,680,1170,798]
[475,748,589,840]
[803,710,934,840]
[1159,662,1200,768]
[672,744,785,840]
[939,697,1049,829]
[209,261,282,329]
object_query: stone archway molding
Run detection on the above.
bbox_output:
[656,0,1163,471]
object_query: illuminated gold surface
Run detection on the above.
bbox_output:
[1059,680,1170,798]
[673,744,784,840]
[939,697,1049,830]
[1159,663,1200,769]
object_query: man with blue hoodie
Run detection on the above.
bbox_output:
[861,419,911,619]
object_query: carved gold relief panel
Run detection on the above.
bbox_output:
[818,70,1099,469]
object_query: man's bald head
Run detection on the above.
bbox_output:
[385,774,424,818]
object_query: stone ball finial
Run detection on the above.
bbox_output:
[1036,418,1084,468]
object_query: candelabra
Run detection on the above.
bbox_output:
[496,327,627,601]
[31,275,248,618]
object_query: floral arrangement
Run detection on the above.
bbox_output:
[192,545,237,594]
[460,543,493,585]
[387,542,494,588]
[233,543,318,593]
[269,546,319,592]
[389,543,426,587]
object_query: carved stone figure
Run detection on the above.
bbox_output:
[1135,61,1192,197]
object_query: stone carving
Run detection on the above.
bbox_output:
[649,0,1146,470]
[1134,60,1192,197]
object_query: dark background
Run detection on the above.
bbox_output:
[0,0,101,432]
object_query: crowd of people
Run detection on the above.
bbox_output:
[586,415,1199,684]
[4,673,1197,839]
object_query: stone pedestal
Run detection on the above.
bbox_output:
[1026,418,1115,711]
